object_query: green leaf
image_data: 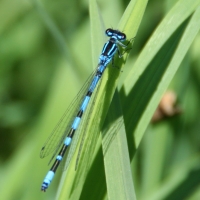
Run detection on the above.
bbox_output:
[121,0,200,155]
[102,1,149,200]
[56,0,200,199]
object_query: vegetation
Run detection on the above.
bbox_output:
[0,0,200,199]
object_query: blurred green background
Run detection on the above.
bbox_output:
[0,0,200,199]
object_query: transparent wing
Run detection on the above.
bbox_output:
[63,76,103,171]
[69,87,125,187]
[40,68,98,160]
[76,90,125,175]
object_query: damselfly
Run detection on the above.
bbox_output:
[40,28,130,192]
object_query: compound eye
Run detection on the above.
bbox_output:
[118,33,126,41]
[105,28,114,37]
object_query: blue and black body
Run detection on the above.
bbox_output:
[41,29,128,192]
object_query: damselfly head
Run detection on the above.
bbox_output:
[105,28,126,41]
